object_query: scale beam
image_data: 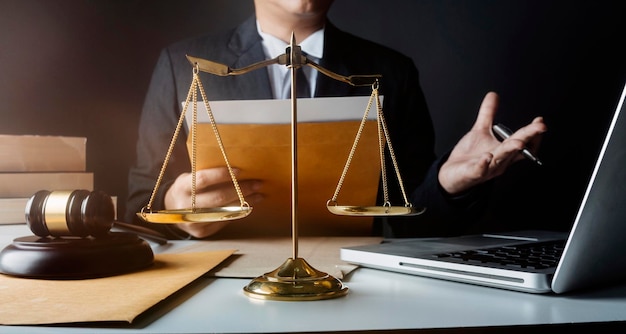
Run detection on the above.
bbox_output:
[185,54,381,87]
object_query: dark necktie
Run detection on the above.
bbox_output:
[294,67,311,98]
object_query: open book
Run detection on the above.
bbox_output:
[183,96,382,237]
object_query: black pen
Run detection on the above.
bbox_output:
[492,123,543,166]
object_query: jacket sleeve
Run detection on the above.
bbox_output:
[379,152,492,238]
[124,48,193,239]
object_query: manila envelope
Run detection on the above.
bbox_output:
[183,97,382,237]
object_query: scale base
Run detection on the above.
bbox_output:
[0,232,154,279]
[243,257,348,301]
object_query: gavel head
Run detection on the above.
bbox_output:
[25,190,115,238]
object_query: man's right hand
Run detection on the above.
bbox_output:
[164,167,264,238]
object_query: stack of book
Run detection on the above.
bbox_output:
[0,134,93,224]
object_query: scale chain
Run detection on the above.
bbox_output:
[143,70,198,214]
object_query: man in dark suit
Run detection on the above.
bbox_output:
[125,0,546,239]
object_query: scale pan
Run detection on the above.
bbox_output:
[137,206,252,224]
[327,204,425,217]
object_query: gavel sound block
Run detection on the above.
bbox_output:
[0,190,154,279]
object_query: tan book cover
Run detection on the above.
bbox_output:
[0,172,93,198]
[0,134,86,172]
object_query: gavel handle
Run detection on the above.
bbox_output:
[111,221,168,245]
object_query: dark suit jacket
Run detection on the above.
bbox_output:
[125,15,487,239]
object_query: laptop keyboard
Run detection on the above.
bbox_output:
[432,240,566,270]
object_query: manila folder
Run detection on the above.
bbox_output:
[184,96,382,237]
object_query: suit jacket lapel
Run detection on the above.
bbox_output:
[315,21,366,98]
[228,15,273,99]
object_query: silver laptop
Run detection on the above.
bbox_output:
[341,82,626,294]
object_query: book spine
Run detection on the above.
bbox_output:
[0,135,86,172]
[0,172,94,198]
[0,198,28,224]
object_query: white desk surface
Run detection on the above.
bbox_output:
[1,224,626,333]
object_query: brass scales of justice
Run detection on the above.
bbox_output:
[137,33,425,301]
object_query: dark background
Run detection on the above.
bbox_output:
[0,0,624,233]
